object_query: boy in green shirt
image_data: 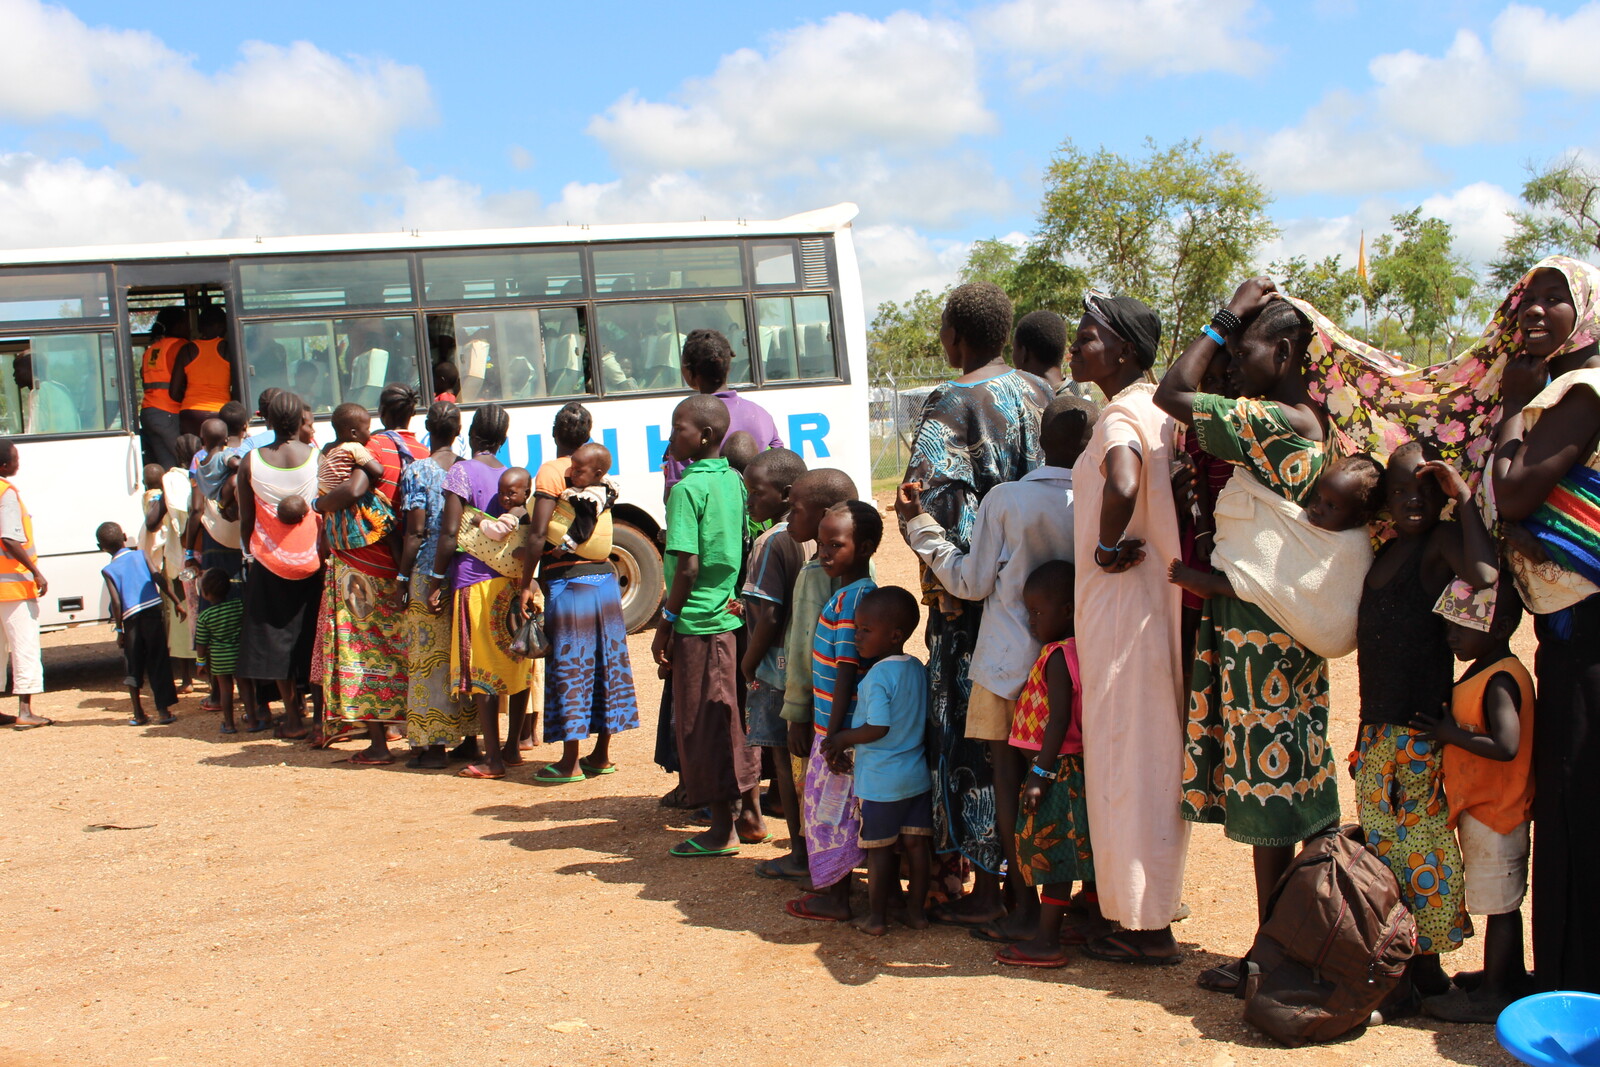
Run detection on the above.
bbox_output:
[654,394,763,857]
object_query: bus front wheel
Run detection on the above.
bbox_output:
[610,522,664,633]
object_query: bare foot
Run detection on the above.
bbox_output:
[854,916,889,936]
[903,910,929,931]
[928,895,1006,926]
[500,744,525,767]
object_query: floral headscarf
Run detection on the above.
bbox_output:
[1287,255,1600,627]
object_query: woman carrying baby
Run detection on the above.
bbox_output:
[1154,278,1341,991]
[519,401,639,785]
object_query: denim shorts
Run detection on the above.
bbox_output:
[744,678,787,748]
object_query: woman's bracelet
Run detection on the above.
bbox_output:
[395,573,410,583]
[428,570,446,581]
[1211,308,1243,335]
[1096,540,1121,556]
[1201,324,1226,347]
[1029,762,1057,781]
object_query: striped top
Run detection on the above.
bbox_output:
[811,576,876,733]
[193,596,245,675]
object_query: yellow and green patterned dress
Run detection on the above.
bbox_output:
[1180,394,1340,847]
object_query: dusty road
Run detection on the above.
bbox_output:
[0,496,1522,1066]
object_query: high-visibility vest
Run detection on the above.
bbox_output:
[181,338,232,413]
[141,337,183,414]
[0,478,38,601]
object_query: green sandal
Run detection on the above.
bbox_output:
[668,838,739,858]
[579,757,617,776]
[531,764,586,786]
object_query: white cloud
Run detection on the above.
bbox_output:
[1247,90,1442,195]
[0,0,434,185]
[1370,30,1518,146]
[852,223,977,311]
[1492,2,1600,92]
[978,0,1270,78]
[1417,181,1520,263]
[588,11,992,173]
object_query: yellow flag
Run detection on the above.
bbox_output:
[1357,231,1368,282]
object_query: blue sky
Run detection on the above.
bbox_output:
[2,0,1598,309]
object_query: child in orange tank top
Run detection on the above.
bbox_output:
[1409,580,1535,1023]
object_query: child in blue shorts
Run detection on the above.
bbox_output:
[823,585,929,936]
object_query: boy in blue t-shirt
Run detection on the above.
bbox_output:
[97,521,178,726]
[822,585,929,936]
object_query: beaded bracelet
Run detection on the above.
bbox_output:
[1211,308,1243,335]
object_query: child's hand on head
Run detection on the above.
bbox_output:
[1416,459,1471,506]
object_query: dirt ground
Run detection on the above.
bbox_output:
[0,492,1528,1067]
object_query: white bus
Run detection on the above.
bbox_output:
[0,203,870,633]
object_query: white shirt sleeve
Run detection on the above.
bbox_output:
[904,498,1004,603]
[0,488,23,542]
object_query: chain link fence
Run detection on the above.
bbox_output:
[868,370,948,491]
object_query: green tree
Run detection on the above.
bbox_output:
[1366,208,1478,360]
[868,288,948,383]
[1491,156,1600,288]
[1268,254,1363,326]
[1029,137,1276,364]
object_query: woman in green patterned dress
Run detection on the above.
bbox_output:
[1155,279,1337,993]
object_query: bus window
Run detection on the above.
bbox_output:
[243,316,420,414]
[0,331,121,435]
[422,250,585,302]
[425,307,591,404]
[238,257,412,312]
[752,244,798,286]
[0,271,111,324]
[593,244,743,294]
[756,295,837,382]
[593,299,751,394]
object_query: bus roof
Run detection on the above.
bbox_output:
[0,203,860,267]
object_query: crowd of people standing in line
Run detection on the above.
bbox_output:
[3,254,1599,1032]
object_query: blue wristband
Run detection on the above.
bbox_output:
[1097,540,1120,555]
[660,606,679,624]
[1201,323,1226,347]
[1030,762,1056,781]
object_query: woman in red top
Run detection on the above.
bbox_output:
[313,385,428,763]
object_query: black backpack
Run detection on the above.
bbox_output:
[1240,825,1418,1046]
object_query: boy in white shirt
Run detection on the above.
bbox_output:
[895,394,1097,941]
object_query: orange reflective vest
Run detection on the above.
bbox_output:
[0,477,38,601]
[141,337,183,414]
[182,338,232,413]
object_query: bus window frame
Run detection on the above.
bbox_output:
[419,247,588,306]
[232,253,420,315]
[748,239,803,288]
[589,240,749,300]
[0,263,115,330]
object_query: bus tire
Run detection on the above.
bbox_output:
[610,522,664,633]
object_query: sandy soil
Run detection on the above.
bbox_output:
[0,493,1525,1066]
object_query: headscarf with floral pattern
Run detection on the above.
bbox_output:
[1287,255,1600,627]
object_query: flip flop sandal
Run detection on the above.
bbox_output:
[1084,934,1182,967]
[348,753,395,766]
[1196,958,1245,993]
[996,945,1072,969]
[456,765,505,780]
[579,758,617,776]
[127,718,150,727]
[246,720,274,733]
[531,765,586,786]
[969,922,1029,944]
[156,715,177,725]
[926,904,1003,928]
[668,838,739,858]
[219,724,238,735]
[737,830,774,845]
[785,894,847,922]
[200,699,222,713]
[659,786,693,809]
[11,718,52,730]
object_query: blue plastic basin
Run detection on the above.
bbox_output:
[1498,992,1600,1066]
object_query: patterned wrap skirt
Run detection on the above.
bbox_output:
[450,576,533,698]
[403,560,476,746]
[1352,722,1471,954]
[802,740,864,890]
[1181,597,1340,847]
[1015,754,1094,889]
[542,571,639,744]
[926,605,1000,872]
[316,556,408,731]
